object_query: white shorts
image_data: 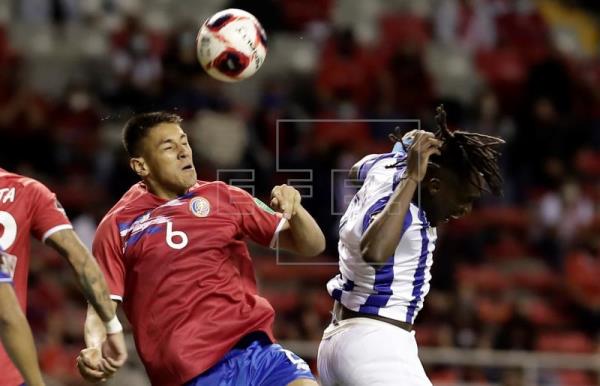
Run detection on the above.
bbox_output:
[317,317,432,386]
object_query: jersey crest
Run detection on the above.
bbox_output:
[189,196,211,217]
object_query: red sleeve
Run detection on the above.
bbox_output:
[29,181,72,242]
[92,217,125,301]
[229,186,285,247]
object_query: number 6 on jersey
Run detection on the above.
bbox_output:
[166,221,188,250]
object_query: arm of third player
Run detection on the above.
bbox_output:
[0,283,46,386]
[45,230,128,376]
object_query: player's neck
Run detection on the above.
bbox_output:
[413,194,440,226]
[143,179,186,201]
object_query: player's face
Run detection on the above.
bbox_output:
[441,170,481,222]
[138,123,197,197]
[427,168,480,224]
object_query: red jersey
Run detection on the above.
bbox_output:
[0,168,72,386]
[93,181,285,386]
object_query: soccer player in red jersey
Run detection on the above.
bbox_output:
[78,112,326,386]
[0,168,127,386]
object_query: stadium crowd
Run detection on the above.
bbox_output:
[0,0,599,385]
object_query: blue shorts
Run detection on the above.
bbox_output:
[186,333,315,386]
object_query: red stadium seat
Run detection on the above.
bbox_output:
[475,47,527,111]
[524,298,570,327]
[378,13,430,59]
[429,368,460,384]
[477,297,513,324]
[313,291,334,320]
[575,149,600,177]
[535,331,595,353]
[557,370,596,386]
[262,289,300,313]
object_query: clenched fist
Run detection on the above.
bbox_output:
[270,184,301,220]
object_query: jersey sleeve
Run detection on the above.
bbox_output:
[92,217,125,301]
[28,181,72,242]
[356,163,406,234]
[228,186,285,248]
[354,154,379,182]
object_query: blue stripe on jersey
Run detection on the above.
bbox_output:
[178,191,196,199]
[405,208,430,324]
[332,288,342,301]
[119,211,151,233]
[357,153,396,181]
[118,220,134,232]
[358,209,413,315]
[332,278,355,301]
[361,196,390,234]
[125,224,163,250]
[343,279,355,291]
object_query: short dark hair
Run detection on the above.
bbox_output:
[122,112,183,157]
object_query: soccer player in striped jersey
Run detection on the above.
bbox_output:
[318,106,504,385]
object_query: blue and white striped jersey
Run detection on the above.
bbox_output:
[327,150,437,324]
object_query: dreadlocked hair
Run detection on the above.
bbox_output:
[388,105,505,196]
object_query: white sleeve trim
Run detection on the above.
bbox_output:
[0,278,13,283]
[42,224,73,243]
[269,218,288,249]
[110,294,123,302]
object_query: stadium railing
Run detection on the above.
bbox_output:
[282,341,600,386]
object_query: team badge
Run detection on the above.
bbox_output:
[189,197,211,217]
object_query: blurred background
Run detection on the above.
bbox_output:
[0,0,599,385]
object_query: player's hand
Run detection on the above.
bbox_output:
[270,184,301,220]
[76,347,107,383]
[405,130,443,182]
[100,331,128,377]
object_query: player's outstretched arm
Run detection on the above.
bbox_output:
[360,131,442,266]
[0,283,46,386]
[270,184,326,256]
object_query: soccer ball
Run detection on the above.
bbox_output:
[196,9,267,82]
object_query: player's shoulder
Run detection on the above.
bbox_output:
[0,168,54,198]
[355,152,402,180]
[191,180,228,191]
[99,183,150,226]
[194,180,249,198]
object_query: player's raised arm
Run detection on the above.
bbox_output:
[0,260,45,386]
[269,184,326,256]
[360,131,442,266]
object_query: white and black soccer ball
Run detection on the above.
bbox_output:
[196,8,267,82]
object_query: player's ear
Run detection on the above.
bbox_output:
[130,157,149,178]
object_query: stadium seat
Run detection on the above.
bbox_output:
[535,331,595,353]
